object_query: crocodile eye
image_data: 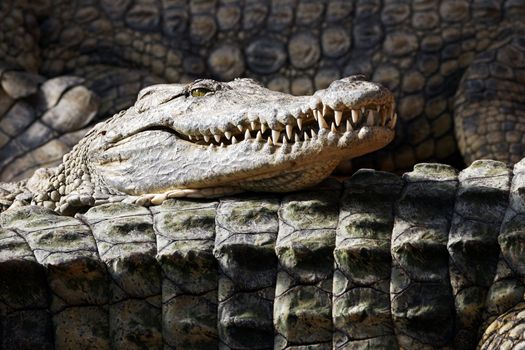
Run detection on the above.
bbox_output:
[190,88,212,97]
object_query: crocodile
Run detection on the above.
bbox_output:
[2,0,525,181]
[2,158,525,349]
[1,76,396,214]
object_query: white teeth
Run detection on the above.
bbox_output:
[323,104,328,116]
[367,112,375,126]
[389,113,397,129]
[286,124,293,139]
[245,129,251,140]
[352,109,360,124]
[334,110,343,127]
[361,107,366,114]
[225,131,232,140]
[251,121,256,130]
[188,135,193,141]
[204,135,210,143]
[261,123,267,133]
[297,118,303,130]
[272,130,280,143]
[311,129,317,137]
[295,133,301,142]
[346,119,353,131]
[220,142,225,147]
[313,109,319,121]
[231,136,238,144]
[237,125,244,132]
[214,134,221,143]
[376,105,381,112]
[267,137,273,145]
[304,131,310,141]
[256,131,263,141]
[331,122,337,133]
[318,114,328,129]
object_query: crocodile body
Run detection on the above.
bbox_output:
[1,159,525,349]
[2,0,525,180]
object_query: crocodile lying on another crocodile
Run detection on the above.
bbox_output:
[1,76,525,349]
[2,0,525,180]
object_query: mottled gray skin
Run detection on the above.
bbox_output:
[2,159,525,349]
[1,0,525,181]
[4,76,395,215]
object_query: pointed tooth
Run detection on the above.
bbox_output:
[204,135,211,143]
[334,110,343,127]
[352,109,360,124]
[313,109,319,121]
[188,135,193,141]
[389,113,398,129]
[331,122,337,133]
[376,105,381,112]
[250,121,257,130]
[318,114,328,129]
[272,130,280,143]
[346,119,353,131]
[256,131,263,141]
[286,124,293,139]
[225,131,232,140]
[267,137,273,145]
[297,118,303,130]
[214,134,221,143]
[323,104,328,116]
[245,129,251,140]
[361,107,366,114]
[220,142,225,147]
[261,123,267,133]
[231,136,238,144]
[367,112,375,126]
[311,129,317,137]
[304,131,310,141]
[237,125,244,132]
[295,133,301,142]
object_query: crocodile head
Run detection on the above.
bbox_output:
[30,76,396,212]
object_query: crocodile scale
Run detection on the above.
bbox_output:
[2,159,525,349]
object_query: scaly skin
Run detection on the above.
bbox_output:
[1,1,525,181]
[5,76,395,215]
[1,159,525,349]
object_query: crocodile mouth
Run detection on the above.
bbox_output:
[175,102,397,147]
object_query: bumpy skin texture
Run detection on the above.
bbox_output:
[1,159,525,349]
[2,76,395,215]
[2,0,525,181]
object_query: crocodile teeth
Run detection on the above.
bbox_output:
[346,119,353,131]
[231,136,238,144]
[250,121,256,130]
[204,135,210,143]
[237,125,244,132]
[352,109,360,124]
[261,123,267,134]
[376,105,381,112]
[286,124,293,139]
[361,107,366,114]
[225,131,232,140]
[313,109,319,121]
[272,130,280,143]
[245,129,251,140]
[256,131,263,141]
[331,122,337,133]
[367,111,375,126]
[323,104,328,116]
[267,137,273,145]
[318,114,328,129]
[304,131,310,141]
[295,133,301,142]
[214,134,221,143]
[334,110,343,127]
[188,135,193,141]
[311,129,317,138]
[297,118,303,130]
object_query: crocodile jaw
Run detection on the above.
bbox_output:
[92,76,396,195]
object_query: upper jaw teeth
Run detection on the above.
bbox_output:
[184,102,396,147]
